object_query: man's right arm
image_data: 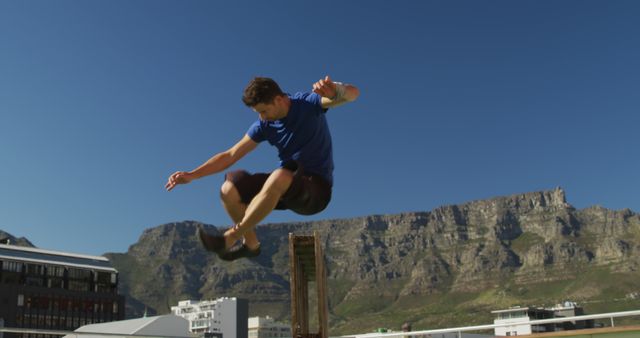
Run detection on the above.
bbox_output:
[190,134,258,179]
[165,134,258,191]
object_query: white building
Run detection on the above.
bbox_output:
[63,315,194,338]
[171,298,248,338]
[248,316,291,338]
[492,307,535,336]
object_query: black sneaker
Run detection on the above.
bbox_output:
[197,226,226,255]
[220,244,261,261]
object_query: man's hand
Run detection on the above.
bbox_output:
[314,75,359,109]
[165,171,194,191]
[312,75,337,99]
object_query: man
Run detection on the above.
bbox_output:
[165,75,359,260]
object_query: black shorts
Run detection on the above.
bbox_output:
[224,163,332,216]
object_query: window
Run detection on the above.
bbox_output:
[48,278,64,289]
[96,272,111,284]
[96,271,116,293]
[18,294,24,306]
[68,280,90,292]
[2,261,22,272]
[46,266,65,277]
[26,264,44,276]
[68,268,91,280]
[26,276,44,287]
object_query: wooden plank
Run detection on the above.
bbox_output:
[289,233,299,337]
[315,231,329,338]
[290,232,329,338]
[300,265,309,335]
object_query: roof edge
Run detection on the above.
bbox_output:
[0,243,109,262]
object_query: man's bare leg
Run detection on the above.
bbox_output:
[224,168,293,247]
[220,180,260,250]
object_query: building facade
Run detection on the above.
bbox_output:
[248,316,290,338]
[492,307,552,336]
[0,244,125,338]
[171,298,248,338]
[548,301,595,331]
[492,302,594,336]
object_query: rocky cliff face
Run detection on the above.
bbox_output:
[11,188,635,333]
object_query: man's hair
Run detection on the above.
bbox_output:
[242,77,284,107]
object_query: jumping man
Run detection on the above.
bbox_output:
[165,75,359,260]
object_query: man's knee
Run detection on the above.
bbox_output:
[220,179,241,203]
[265,168,294,195]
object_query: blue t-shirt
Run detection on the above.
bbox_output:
[247,92,334,185]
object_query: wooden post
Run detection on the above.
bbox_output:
[314,232,329,338]
[289,231,329,338]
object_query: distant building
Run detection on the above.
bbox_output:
[492,302,594,336]
[548,301,595,331]
[0,243,125,338]
[492,307,553,336]
[171,298,248,338]
[248,316,290,338]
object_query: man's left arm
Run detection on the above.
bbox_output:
[312,75,360,109]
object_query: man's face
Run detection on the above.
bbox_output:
[252,96,285,121]
[252,102,278,121]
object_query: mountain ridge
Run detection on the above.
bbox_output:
[103,188,640,333]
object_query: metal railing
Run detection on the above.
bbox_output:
[337,309,640,338]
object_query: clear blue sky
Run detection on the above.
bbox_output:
[1,1,638,256]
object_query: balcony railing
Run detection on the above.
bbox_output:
[338,309,640,338]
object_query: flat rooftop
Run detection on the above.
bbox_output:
[0,243,116,272]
